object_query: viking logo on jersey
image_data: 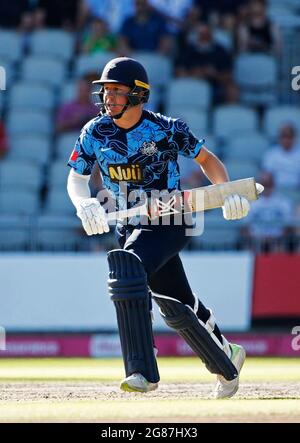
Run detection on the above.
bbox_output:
[140,141,158,156]
[108,164,144,182]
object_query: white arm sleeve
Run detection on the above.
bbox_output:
[67,168,91,210]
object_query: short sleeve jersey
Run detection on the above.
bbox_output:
[68,110,204,209]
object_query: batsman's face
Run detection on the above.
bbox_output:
[103,83,130,116]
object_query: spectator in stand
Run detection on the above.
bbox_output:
[56,76,98,134]
[148,0,194,33]
[175,23,233,103]
[0,0,32,28]
[237,0,281,55]
[194,0,248,27]
[175,5,203,55]
[242,171,293,252]
[118,0,173,55]
[78,0,134,33]
[81,17,117,54]
[262,124,300,191]
[0,120,8,159]
[34,0,80,30]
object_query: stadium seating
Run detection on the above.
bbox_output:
[0,30,22,64]
[7,110,53,137]
[166,78,211,114]
[21,56,67,89]
[0,189,40,215]
[213,105,259,140]
[75,52,116,78]
[56,132,79,160]
[169,108,208,138]
[44,188,76,215]
[8,135,51,165]
[0,160,42,191]
[9,82,56,111]
[263,106,300,139]
[234,53,278,106]
[224,132,269,163]
[30,30,75,62]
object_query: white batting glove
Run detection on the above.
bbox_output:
[222,194,250,220]
[77,198,110,236]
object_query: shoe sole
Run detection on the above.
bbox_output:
[120,381,158,393]
[214,346,246,399]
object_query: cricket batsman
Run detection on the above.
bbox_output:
[67,57,250,398]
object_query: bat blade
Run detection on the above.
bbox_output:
[184,177,259,211]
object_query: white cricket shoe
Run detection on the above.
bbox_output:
[120,373,158,393]
[213,343,246,399]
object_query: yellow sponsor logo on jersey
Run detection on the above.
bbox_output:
[108,163,143,182]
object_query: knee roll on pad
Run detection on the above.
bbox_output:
[153,293,237,381]
[107,249,159,383]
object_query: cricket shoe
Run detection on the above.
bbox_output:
[120,373,158,393]
[213,343,246,399]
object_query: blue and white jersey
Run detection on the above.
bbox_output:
[68,110,204,209]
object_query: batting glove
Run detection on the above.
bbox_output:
[222,194,250,220]
[77,198,110,235]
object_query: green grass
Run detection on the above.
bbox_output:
[0,357,299,382]
[0,357,299,422]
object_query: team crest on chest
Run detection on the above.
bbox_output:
[140,141,158,156]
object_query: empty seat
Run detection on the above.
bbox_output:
[56,132,79,160]
[170,109,208,138]
[21,56,67,88]
[49,161,71,188]
[0,214,31,250]
[213,105,259,140]
[59,81,77,104]
[75,52,116,77]
[9,82,56,111]
[0,31,22,63]
[0,189,40,215]
[37,214,82,251]
[7,110,53,137]
[0,228,29,250]
[8,135,51,165]
[234,53,278,105]
[30,30,74,61]
[224,159,259,180]
[131,52,172,90]
[224,132,269,163]
[44,188,76,215]
[0,160,42,191]
[263,106,300,139]
[166,78,211,113]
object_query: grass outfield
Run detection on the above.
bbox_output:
[0,357,299,422]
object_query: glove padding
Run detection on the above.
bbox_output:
[222,194,250,220]
[77,198,109,235]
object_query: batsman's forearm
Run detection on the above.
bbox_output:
[200,152,229,184]
[67,169,91,209]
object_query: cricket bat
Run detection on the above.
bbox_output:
[106,177,263,221]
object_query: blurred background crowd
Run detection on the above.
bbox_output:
[0,0,300,253]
